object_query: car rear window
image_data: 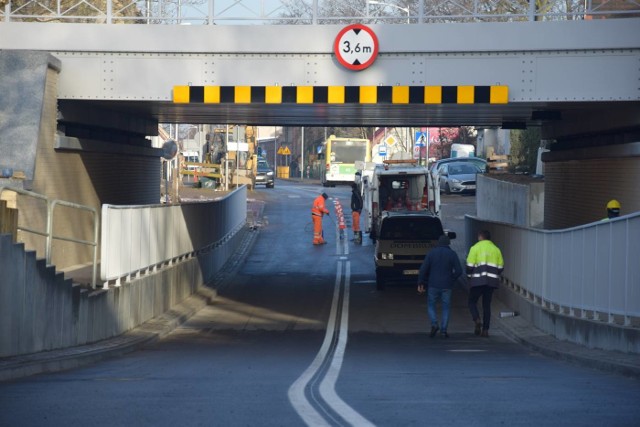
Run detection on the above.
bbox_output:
[449,164,479,175]
[380,217,444,241]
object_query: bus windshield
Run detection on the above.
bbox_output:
[331,140,367,164]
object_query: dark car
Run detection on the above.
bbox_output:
[374,211,456,290]
[256,158,275,188]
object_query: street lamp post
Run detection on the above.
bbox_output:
[368,1,410,24]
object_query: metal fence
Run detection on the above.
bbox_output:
[0,186,99,288]
[2,0,639,24]
[466,212,640,326]
[100,185,246,283]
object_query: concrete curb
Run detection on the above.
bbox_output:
[494,298,640,378]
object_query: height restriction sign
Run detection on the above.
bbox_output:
[334,24,379,71]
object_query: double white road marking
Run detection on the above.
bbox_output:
[288,209,373,426]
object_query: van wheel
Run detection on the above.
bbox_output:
[376,276,386,291]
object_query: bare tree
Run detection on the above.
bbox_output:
[1,0,209,24]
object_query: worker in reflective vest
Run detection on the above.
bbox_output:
[466,229,504,338]
[311,193,330,245]
[350,184,363,244]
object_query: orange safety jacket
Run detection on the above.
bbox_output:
[311,195,329,217]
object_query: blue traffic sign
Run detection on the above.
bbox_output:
[415,131,427,147]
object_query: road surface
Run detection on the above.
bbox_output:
[1,181,639,426]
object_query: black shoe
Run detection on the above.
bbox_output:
[474,320,482,336]
[441,331,449,339]
[481,329,489,338]
[429,326,439,338]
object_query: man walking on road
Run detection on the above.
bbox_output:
[417,235,463,338]
[311,192,330,245]
[466,230,504,337]
[350,183,363,244]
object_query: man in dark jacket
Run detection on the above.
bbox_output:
[350,183,363,244]
[417,235,463,338]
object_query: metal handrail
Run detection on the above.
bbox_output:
[1,0,638,24]
[0,186,99,288]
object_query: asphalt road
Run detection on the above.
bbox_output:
[1,180,639,426]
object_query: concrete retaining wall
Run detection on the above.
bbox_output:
[498,284,640,354]
[476,174,544,228]
[0,226,246,358]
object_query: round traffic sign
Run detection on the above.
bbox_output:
[333,24,379,71]
[161,140,178,160]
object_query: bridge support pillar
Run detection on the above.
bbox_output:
[0,50,61,190]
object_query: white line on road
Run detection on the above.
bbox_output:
[319,261,375,426]
[287,263,342,427]
[288,256,373,426]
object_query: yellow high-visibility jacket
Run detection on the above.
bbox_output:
[466,240,504,288]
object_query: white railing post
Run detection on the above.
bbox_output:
[312,0,317,25]
[528,0,536,21]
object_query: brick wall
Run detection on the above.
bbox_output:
[544,156,640,229]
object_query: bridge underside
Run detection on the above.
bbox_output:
[70,98,640,139]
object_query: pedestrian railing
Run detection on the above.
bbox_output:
[466,212,640,326]
[0,186,99,288]
[2,0,638,24]
[101,185,247,284]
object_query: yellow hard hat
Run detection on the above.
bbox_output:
[607,199,621,210]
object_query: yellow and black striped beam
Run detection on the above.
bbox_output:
[173,85,508,105]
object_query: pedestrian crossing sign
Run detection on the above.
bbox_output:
[277,146,291,155]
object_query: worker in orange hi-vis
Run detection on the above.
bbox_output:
[311,192,330,245]
[350,183,363,244]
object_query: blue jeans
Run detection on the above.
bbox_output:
[428,288,453,332]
